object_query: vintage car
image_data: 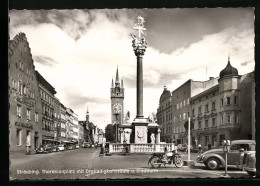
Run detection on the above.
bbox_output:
[57,144,66,151]
[82,141,91,148]
[177,144,187,151]
[43,144,53,153]
[244,151,256,177]
[190,145,200,153]
[196,140,256,170]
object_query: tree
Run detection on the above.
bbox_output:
[105,124,116,142]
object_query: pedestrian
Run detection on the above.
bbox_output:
[208,143,212,150]
[184,143,188,154]
[198,144,202,154]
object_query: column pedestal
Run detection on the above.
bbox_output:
[132,118,149,144]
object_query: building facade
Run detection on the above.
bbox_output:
[54,96,61,141]
[9,33,43,152]
[190,59,254,149]
[157,57,255,148]
[66,108,74,141]
[60,104,67,142]
[157,78,218,144]
[36,71,57,146]
[111,67,124,125]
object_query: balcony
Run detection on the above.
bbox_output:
[219,123,240,129]
[109,143,175,153]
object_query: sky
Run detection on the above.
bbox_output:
[9,8,254,130]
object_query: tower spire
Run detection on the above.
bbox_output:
[111,77,114,88]
[115,66,120,87]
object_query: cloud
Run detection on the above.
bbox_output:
[33,55,57,66]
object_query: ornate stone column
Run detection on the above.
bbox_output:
[131,16,149,144]
[132,16,147,118]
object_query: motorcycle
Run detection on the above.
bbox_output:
[148,149,183,168]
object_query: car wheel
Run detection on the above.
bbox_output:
[206,158,220,170]
[246,171,256,177]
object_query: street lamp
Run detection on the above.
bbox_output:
[114,113,119,143]
[222,140,231,176]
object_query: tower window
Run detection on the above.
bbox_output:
[226,97,231,105]
[234,96,238,105]
[221,98,224,106]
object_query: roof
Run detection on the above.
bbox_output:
[160,86,171,102]
[231,140,256,144]
[219,59,238,79]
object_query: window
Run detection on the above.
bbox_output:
[230,144,249,151]
[177,103,179,109]
[212,101,216,110]
[16,129,22,146]
[227,115,231,123]
[180,102,182,108]
[27,109,31,121]
[183,100,186,106]
[205,104,208,112]
[26,130,31,146]
[187,98,190,105]
[234,96,238,105]
[198,106,201,114]
[17,105,21,118]
[205,136,209,146]
[179,115,182,121]
[227,97,231,105]
[234,115,238,123]
[35,112,39,122]
[173,116,176,123]
[192,109,195,116]
[198,121,201,129]
[212,135,217,146]
[221,98,224,106]
[221,116,224,124]
[212,118,216,127]
[205,120,208,128]
[219,134,225,146]
[183,113,186,120]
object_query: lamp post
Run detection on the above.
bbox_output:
[114,113,119,143]
[222,140,230,176]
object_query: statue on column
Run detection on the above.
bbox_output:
[150,133,155,144]
[132,16,147,56]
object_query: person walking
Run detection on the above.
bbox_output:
[208,143,212,150]
[198,144,202,154]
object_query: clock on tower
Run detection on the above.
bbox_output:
[111,67,124,125]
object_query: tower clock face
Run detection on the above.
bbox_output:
[113,103,122,114]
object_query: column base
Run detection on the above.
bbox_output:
[183,160,195,168]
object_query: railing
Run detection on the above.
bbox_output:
[109,143,175,153]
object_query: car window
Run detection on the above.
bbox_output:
[250,144,255,151]
[230,144,249,151]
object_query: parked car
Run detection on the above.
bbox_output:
[75,145,80,149]
[44,144,53,153]
[177,144,187,151]
[196,140,256,170]
[68,145,75,150]
[190,146,200,153]
[36,146,46,154]
[82,142,91,148]
[57,144,66,151]
[244,150,256,177]
[52,145,60,152]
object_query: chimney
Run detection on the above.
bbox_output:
[209,77,214,80]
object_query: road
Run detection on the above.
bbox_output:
[10,148,251,180]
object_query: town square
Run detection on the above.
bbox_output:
[8,8,256,180]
